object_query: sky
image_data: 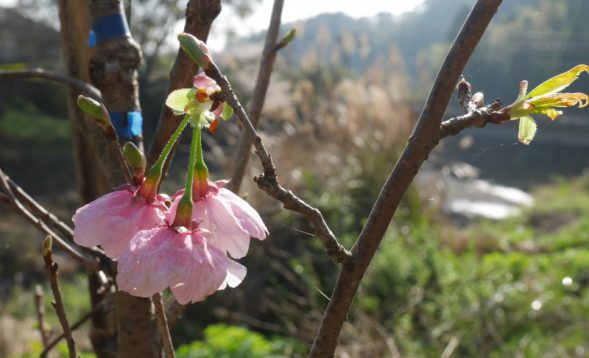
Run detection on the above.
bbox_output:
[0,0,425,18]
[0,0,425,50]
[208,0,425,50]
[248,0,425,28]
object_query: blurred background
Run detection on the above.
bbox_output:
[2,0,589,356]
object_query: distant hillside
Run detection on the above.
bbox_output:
[230,0,589,102]
[230,0,473,81]
[226,0,589,187]
[0,7,60,67]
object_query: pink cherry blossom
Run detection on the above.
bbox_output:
[172,180,268,259]
[72,187,168,259]
[193,73,220,95]
[116,226,246,304]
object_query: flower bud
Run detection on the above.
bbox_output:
[42,235,53,257]
[123,142,146,186]
[77,95,111,129]
[178,33,213,69]
[472,92,485,108]
[193,161,209,199]
[275,28,296,50]
[173,196,193,229]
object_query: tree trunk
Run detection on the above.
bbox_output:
[57,0,161,356]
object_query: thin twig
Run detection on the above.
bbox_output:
[99,117,134,184]
[440,77,507,138]
[153,293,175,358]
[42,236,78,358]
[202,63,351,264]
[34,285,50,349]
[0,68,101,100]
[309,1,503,357]
[40,300,109,358]
[228,0,285,193]
[5,173,74,239]
[439,103,506,139]
[0,168,101,267]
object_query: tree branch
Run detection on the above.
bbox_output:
[309,1,503,356]
[153,293,175,358]
[205,59,351,264]
[0,168,102,268]
[0,68,101,100]
[40,296,109,357]
[227,0,285,193]
[43,236,78,358]
[34,285,50,349]
[439,102,507,139]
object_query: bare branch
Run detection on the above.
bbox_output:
[43,236,78,358]
[90,111,134,184]
[0,68,101,100]
[228,0,285,193]
[153,293,176,358]
[0,168,102,267]
[40,299,109,358]
[202,65,351,264]
[34,285,50,349]
[309,1,503,356]
[439,101,507,139]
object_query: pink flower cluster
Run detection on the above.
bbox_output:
[72,181,267,304]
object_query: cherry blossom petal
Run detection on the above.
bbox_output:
[193,73,220,93]
[217,188,268,240]
[169,235,234,304]
[73,189,167,258]
[116,228,173,297]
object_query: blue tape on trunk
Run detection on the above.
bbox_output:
[109,111,143,139]
[90,13,130,46]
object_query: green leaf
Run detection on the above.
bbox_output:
[526,64,589,99]
[518,115,537,145]
[220,103,233,120]
[165,88,193,113]
[534,107,562,120]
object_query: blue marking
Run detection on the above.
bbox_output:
[91,13,130,44]
[88,30,97,48]
[109,111,143,139]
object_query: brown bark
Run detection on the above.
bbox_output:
[146,0,221,167]
[309,1,503,356]
[58,0,122,203]
[58,2,118,356]
[227,0,284,193]
[58,0,160,356]
[115,292,160,357]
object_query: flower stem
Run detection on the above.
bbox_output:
[138,115,190,201]
[173,125,200,228]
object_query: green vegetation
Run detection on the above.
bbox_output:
[176,324,299,358]
[353,174,589,356]
[0,106,70,143]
